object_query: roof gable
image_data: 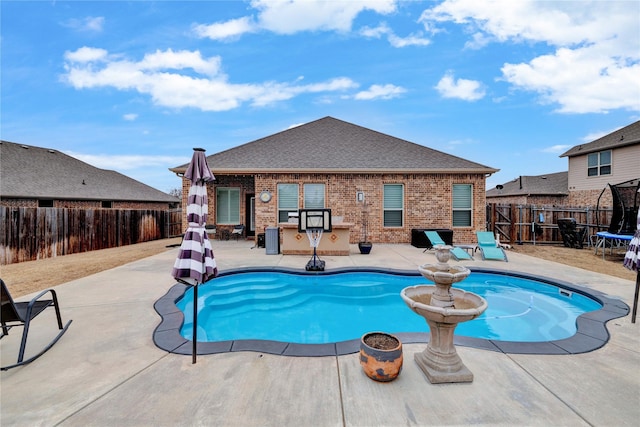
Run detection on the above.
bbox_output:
[171,117,498,174]
[486,172,568,197]
[1,141,178,203]
[561,120,640,158]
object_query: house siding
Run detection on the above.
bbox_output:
[188,172,487,245]
[567,144,639,191]
[486,195,569,206]
[567,144,639,207]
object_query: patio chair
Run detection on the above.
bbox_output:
[475,231,508,262]
[423,231,473,260]
[231,224,245,241]
[1,279,72,371]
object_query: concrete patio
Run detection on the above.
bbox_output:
[1,241,638,426]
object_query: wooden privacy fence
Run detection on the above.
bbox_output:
[0,207,183,265]
[486,203,614,245]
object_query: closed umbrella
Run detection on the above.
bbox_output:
[171,148,217,363]
[623,203,640,323]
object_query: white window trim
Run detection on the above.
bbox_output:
[587,150,612,177]
[216,187,241,225]
[452,184,473,228]
[383,183,404,228]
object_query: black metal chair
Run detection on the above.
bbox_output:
[557,218,587,249]
[1,279,72,371]
[231,224,245,241]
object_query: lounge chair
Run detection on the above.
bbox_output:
[423,231,473,260]
[475,231,508,262]
[1,279,72,371]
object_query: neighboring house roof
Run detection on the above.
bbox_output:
[170,116,499,175]
[486,172,568,197]
[0,140,178,203]
[560,120,640,158]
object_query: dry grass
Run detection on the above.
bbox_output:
[0,238,635,298]
[1,237,181,297]
[510,243,635,281]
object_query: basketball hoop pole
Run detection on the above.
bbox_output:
[307,228,323,270]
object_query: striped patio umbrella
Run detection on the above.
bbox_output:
[171,148,216,363]
[623,206,640,323]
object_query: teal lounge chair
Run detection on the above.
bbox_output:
[476,231,508,262]
[423,231,473,261]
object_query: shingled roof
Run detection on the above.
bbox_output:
[1,140,178,202]
[561,120,640,158]
[170,117,498,174]
[486,172,568,197]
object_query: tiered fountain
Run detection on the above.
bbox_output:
[401,245,488,383]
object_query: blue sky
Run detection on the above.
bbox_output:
[2,0,639,194]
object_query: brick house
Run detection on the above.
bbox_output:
[170,117,498,245]
[0,140,178,209]
[485,172,569,206]
[560,120,640,208]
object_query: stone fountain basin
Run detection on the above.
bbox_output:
[401,285,488,323]
[418,264,470,285]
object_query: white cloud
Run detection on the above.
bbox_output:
[360,23,430,48]
[62,47,358,111]
[138,49,221,76]
[192,17,256,41]
[62,16,104,33]
[354,84,406,100]
[123,113,138,121]
[501,46,640,113]
[64,46,108,62]
[65,152,190,171]
[435,72,485,101]
[419,0,640,113]
[542,145,571,154]
[195,0,396,39]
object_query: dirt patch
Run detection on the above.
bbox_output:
[1,237,182,297]
[0,238,635,298]
[510,243,635,281]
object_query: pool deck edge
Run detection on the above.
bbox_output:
[152,267,629,357]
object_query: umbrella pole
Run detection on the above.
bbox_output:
[632,271,639,324]
[193,284,198,364]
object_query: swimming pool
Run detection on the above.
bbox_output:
[153,267,629,356]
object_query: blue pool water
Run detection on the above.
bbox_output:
[176,270,602,344]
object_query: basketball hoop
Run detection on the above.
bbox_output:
[298,209,331,271]
[306,228,323,248]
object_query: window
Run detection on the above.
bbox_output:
[383,184,403,227]
[303,184,325,209]
[38,199,53,208]
[277,183,299,223]
[587,151,611,176]
[101,201,113,208]
[216,188,240,224]
[452,184,472,227]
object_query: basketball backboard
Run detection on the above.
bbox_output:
[298,209,332,232]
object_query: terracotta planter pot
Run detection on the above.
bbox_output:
[359,332,403,382]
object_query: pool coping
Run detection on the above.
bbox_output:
[152,267,630,357]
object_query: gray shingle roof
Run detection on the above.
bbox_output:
[170,117,498,174]
[1,140,178,203]
[486,172,568,197]
[560,120,640,158]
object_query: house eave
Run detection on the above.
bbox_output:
[171,167,499,175]
[560,139,640,158]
